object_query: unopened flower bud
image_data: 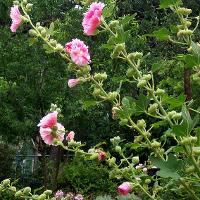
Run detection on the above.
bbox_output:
[109,20,119,29]
[190,136,197,143]
[111,43,125,58]
[137,80,147,88]
[132,156,139,164]
[176,7,192,15]
[29,29,38,36]
[44,190,52,196]
[23,187,31,195]
[151,140,161,148]
[180,137,190,145]
[41,29,46,37]
[142,74,151,81]
[23,0,28,4]
[177,29,193,37]
[49,39,57,46]
[127,52,143,60]
[119,118,128,126]
[137,119,146,129]
[55,44,64,52]
[26,3,33,10]
[185,165,195,173]
[107,91,118,101]
[37,26,43,32]
[0,186,3,192]
[145,179,151,184]
[94,72,107,81]
[148,103,158,114]
[115,145,122,153]
[112,106,120,119]
[13,1,19,5]
[155,88,165,96]
[15,190,23,198]
[36,22,40,27]
[193,148,200,155]
[2,179,10,186]
[38,194,46,200]
[93,88,102,97]
[108,157,116,166]
[90,153,98,160]
[126,68,135,77]
[134,135,143,143]
[10,186,16,193]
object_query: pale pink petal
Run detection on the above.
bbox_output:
[40,127,54,145]
[66,131,75,141]
[37,112,58,128]
[10,6,22,32]
[118,182,132,196]
[68,79,80,88]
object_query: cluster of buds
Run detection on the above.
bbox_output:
[192,71,200,84]
[111,43,125,58]
[180,136,197,145]
[148,103,158,115]
[167,111,182,120]
[137,74,151,88]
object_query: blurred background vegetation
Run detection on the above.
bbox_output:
[0,0,200,197]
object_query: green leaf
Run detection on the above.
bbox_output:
[177,54,199,68]
[150,154,183,179]
[81,100,99,109]
[135,94,148,115]
[152,28,170,40]
[162,94,185,110]
[152,120,167,128]
[28,38,38,46]
[172,124,187,137]
[159,0,182,9]
[42,44,54,54]
[103,2,115,18]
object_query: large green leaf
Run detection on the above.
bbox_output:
[150,154,183,179]
[159,0,182,9]
[152,28,170,40]
[135,94,148,115]
[162,94,185,110]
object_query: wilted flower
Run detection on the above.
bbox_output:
[65,192,74,200]
[96,149,106,161]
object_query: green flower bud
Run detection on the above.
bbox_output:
[109,20,119,29]
[2,179,10,186]
[107,92,118,101]
[151,140,161,148]
[172,112,182,120]
[23,0,28,4]
[38,194,46,200]
[132,156,139,164]
[142,74,151,81]
[41,29,46,37]
[177,29,193,37]
[193,148,200,155]
[37,26,44,32]
[180,137,190,145]
[90,153,98,160]
[137,119,146,129]
[127,52,143,60]
[126,68,135,77]
[155,88,165,96]
[0,185,3,192]
[55,44,64,52]
[145,179,151,184]
[94,72,107,81]
[32,195,39,199]
[44,190,52,196]
[176,7,192,15]
[26,3,33,10]
[134,135,143,143]
[36,22,40,27]
[110,136,121,144]
[108,157,116,166]
[29,29,38,37]
[190,136,197,143]
[185,165,195,173]
[93,88,102,97]
[23,187,31,195]
[10,186,16,193]
[111,43,125,58]
[143,131,151,138]
[49,39,57,47]
[137,80,147,88]
[119,118,128,126]
[13,1,20,5]
[115,145,122,153]
[148,103,158,114]
[15,190,23,198]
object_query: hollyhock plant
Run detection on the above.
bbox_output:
[65,39,90,66]
[66,131,75,141]
[82,2,105,35]
[10,5,22,32]
[118,182,133,196]
[37,111,57,128]
[68,79,80,88]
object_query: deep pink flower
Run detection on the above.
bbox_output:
[66,131,75,141]
[65,39,90,66]
[96,149,106,161]
[37,112,57,128]
[10,5,22,32]
[82,2,105,35]
[68,79,80,88]
[118,182,132,196]
[39,123,65,145]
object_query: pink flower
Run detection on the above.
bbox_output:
[55,190,64,200]
[65,39,90,66]
[39,123,65,145]
[82,2,105,36]
[68,79,80,88]
[96,149,106,161]
[118,182,132,196]
[10,5,22,32]
[37,112,57,128]
[66,131,75,141]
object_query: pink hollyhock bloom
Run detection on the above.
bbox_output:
[118,182,132,196]
[74,194,84,200]
[10,5,22,32]
[96,149,106,161]
[68,79,80,88]
[37,112,57,128]
[66,131,75,141]
[39,123,65,145]
[65,39,90,66]
[82,2,105,35]
[55,190,64,200]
